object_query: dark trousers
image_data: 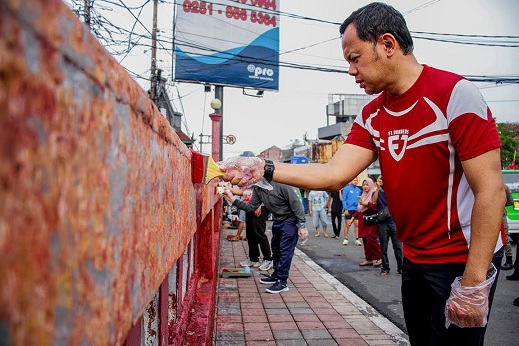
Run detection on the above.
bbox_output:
[402,248,503,346]
[331,212,342,237]
[513,241,519,272]
[377,222,403,273]
[245,206,271,262]
[271,216,299,283]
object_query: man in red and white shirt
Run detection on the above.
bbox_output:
[223,3,505,345]
[347,64,504,266]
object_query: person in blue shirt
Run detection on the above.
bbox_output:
[341,177,362,246]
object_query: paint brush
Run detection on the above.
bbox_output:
[190,149,225,184]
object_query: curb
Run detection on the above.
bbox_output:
[295,248,410,345]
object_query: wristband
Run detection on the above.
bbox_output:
[264,159,275,182]
[299,223,306,229]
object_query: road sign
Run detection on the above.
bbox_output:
[290,156,308,164]
[225,135,236,145]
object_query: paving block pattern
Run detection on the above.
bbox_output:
[215,229,404,345]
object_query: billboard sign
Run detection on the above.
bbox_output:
[174,0,280,90]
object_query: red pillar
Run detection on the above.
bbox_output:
[209,112,222,162]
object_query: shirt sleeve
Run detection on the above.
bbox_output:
[344,111,378,153]
[233,188,262,213]
[283,185,306,226]
[447,80,501,161]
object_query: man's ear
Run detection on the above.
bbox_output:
[379,33,397,56]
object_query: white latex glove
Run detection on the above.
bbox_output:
[222,190,236,204]
[445,263,497,328]
[218,156,272,190]
[298,227,308,240]
[298,227,309,245]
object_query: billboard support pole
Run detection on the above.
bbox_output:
[215,86,224,161]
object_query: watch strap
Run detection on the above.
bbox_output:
[263,159,274,182]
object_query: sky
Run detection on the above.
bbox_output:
[68,0,519,158]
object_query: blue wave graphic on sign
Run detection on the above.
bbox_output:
[175,28,279,90]
[177,28,279,65]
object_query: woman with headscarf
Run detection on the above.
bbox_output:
[346,178,382,266]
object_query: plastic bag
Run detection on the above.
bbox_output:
[444,263,497,328]
[217,156,273,190]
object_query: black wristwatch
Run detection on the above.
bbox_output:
[263,159,275,182]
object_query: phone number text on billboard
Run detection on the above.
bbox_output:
[183,0,277,28]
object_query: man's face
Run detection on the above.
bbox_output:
[341,24,387,95]
[377,178,383,187]
[351,177,358,185]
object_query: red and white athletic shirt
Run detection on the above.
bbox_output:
[345,65,503,264]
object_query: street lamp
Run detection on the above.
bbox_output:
[210,98,222,111]
[209,98,222,161]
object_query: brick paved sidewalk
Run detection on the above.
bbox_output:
[215,229,407,346]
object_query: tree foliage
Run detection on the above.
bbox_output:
[497,123,519,168]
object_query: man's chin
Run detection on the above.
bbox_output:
[363,88,382,96]
[362,87,377,95]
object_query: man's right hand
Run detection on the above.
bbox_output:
[219,156,264,187]
[298,227,308,241]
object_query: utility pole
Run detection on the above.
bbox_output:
[150,0,158,101]
[84,0,91,26]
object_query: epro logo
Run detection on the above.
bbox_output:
[247,64,274,77]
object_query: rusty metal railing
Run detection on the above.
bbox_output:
[0,1,222,344]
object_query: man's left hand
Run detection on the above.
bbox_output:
[444,264,497,328]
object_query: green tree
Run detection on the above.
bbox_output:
[497,123,518,168]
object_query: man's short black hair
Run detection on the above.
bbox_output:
[339,2,414,55]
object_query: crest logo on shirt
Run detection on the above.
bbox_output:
[387,130,409,162]
[379,97,448,162]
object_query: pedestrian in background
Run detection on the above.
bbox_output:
[226,187,250,242]
[502,183,514,270]
[230,187,273,271]
[372,175,402,276]
[224,181,307,294]
[329,189,343,239]
[346,178,382,267]
[342,178,362,246]
[308,190,329,237]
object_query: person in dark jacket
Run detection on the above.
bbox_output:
[329,190,343,239]
[372,175,403,276]
[223,181,308,294]
[502,184,514,270]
